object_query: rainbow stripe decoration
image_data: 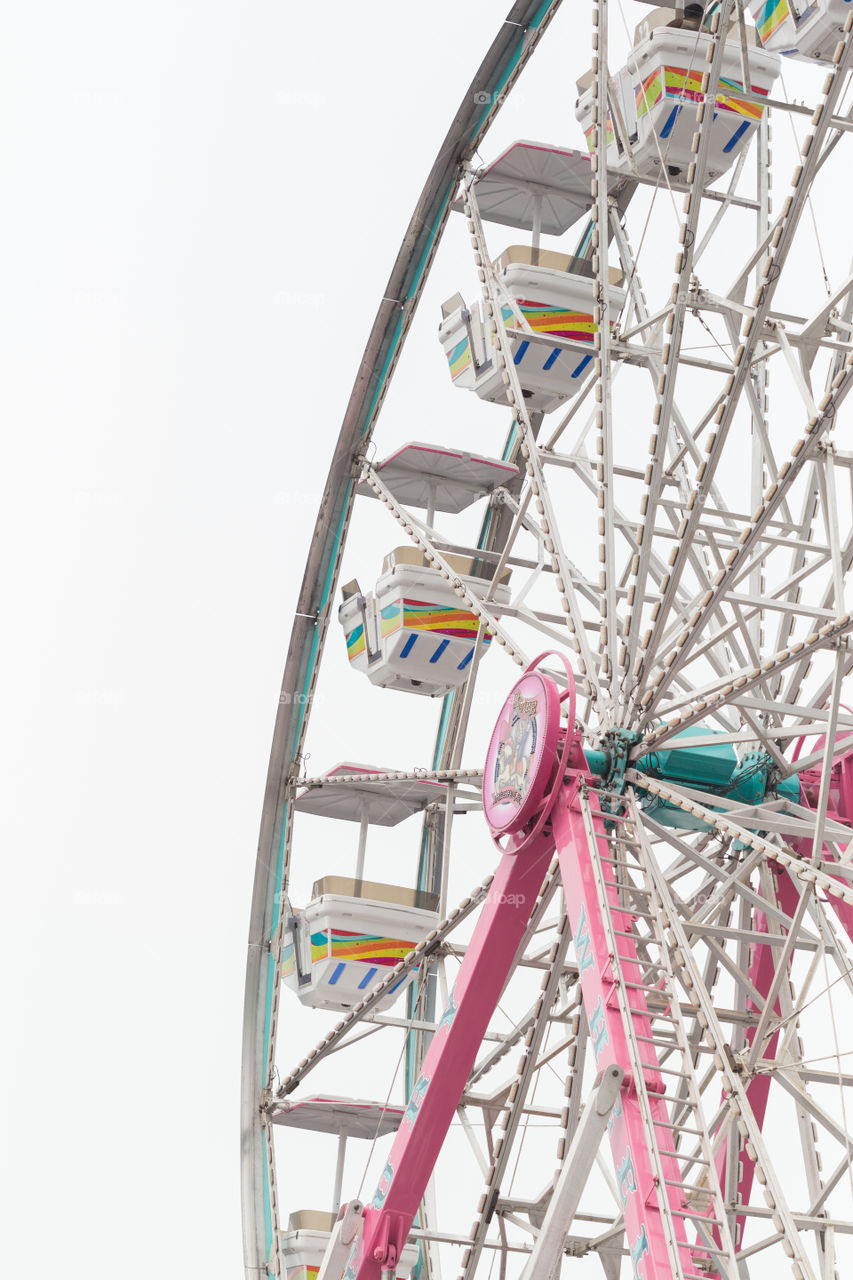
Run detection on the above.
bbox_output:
[346,599,489,663]
[636,66,666,117]
[754,0,791,42]
[447,336,472,380]
[717,75,768,121]
[583,116,615,152]
[380,601,402,638]
[283,930,418,978]
[586,62,768,155]
[502,301,597,343]
[345,602,401,661]
[401,598,487,640]
[345,622,365,660]
[328,929,416,967]
[310,930,332,963]
[636,64,768,121]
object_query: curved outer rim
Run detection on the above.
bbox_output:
[240,5,565,1276]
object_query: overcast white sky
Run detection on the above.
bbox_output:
[0,4,520,1277]
[3,4,846,1278]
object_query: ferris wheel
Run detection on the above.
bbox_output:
[242,2,853,1278]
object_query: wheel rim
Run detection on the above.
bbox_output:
[244,3,853,1277]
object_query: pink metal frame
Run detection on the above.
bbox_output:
[342,828,556,1278]
[339,674,853,1280]
[551,772,696,1278]
[722,747,853,1246]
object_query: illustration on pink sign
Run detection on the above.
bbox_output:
[483,666,561,837]
[491,689,539,806]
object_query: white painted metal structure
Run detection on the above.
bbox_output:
[243,1,853,1277]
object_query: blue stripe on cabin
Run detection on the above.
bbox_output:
[660,105,680,139]
[400,632,417,658]
[328,962,346,985]
[543,347,561,370]
[430,638,450,664]
[457,648,474,670]
[358,967,379,989]
[723,120,750,153]
[572,354,592,379]
[513,340,530,365]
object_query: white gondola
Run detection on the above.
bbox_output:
[272,1099,405,1271]
[575,8,780,181]
[747,0,851,64]
[283,766,444,1012]
[281,1210,420,1280]
[339,546,511,697]
[282,876,440,1012]
[439,245,625,413]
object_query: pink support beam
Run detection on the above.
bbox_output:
[715,868,795,1249]
[717,748,853,1244]
[342,834,555,1279]
[796,748,853,944]
[340,659,747,1279]
[552,773,698,1279]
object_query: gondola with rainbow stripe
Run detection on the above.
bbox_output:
[282,766,443,1012]
[339,444,516,697]
[747,0,853,63]
[576,5,780,180]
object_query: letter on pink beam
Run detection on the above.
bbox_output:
[551,776,697,1280]
[344,836,554,1280]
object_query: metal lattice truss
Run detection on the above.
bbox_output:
[245,3,853,1279]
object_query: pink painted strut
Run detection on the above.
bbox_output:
[552,773,698,1279]
[345,764,709,1278]
[342,832,555,1279]
[716,748,853,1247]
[337,669,853,1279]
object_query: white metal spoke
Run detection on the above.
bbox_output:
[464,181,602,703]
[623,0,735,689]
[252,6,853,1276]
[635,27,853,718]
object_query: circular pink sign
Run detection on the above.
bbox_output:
[483,671,560,837]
